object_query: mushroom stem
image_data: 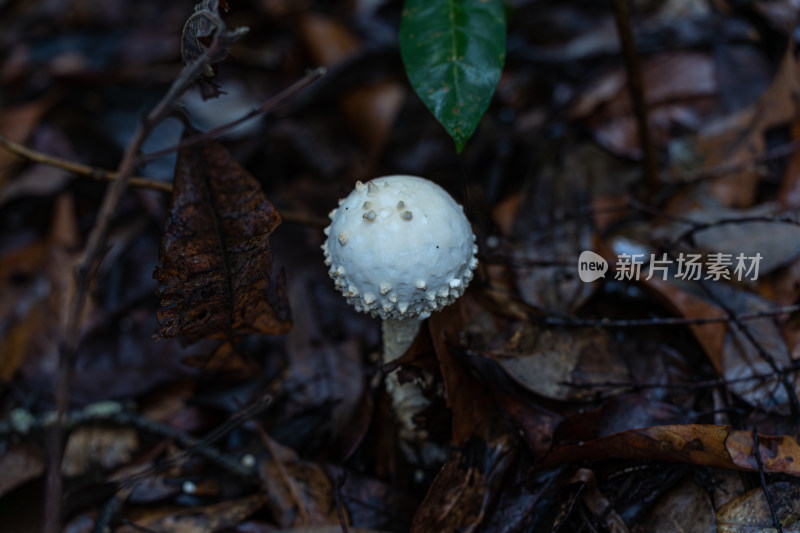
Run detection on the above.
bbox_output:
[381,317,430,445]
[381,317,421,363]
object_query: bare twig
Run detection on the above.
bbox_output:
[562,359,800,392]
[668,214,800,250]
[753,429,784,533]
[334,473,350,533]
[0,134,173,192]
[45,8,241,532]
[92,489,129,533]
[0,133,329,227]
[539,304,800,328]
[142,66,327,161]
[610,0,659,196]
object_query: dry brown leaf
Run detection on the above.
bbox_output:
[154,129,292,341]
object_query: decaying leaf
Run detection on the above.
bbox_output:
[410,430,517,533]
[154,128,292,341]
[61,426,139,477]
[540,424,800,476]
[258,434,340,528]
[181,0,249,99]
[556,469,628,533]
[674,41,800,206]
[488,323,629,402]
[409,301,519,531]
[633,478,716,533]
[0,444,45,498]
[118,493,269,533]
[716,482,800,532]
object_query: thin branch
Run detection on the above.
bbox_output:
[753,429,784,533]
[0,134,329,226]
[610,0,659,196]
[668,214,800,250]
[142,66,327,161]
[92,490,128,533]
[0,134,173,192]
[334,473,350,533]
[45,15,236,533]
[563,359,800,392]
[539,304,800,328]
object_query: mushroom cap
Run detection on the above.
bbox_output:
[322,175,478,320]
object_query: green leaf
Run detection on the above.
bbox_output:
[399,0,506,153]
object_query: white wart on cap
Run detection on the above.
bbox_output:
[322,175,478,319]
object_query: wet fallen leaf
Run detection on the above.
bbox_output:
[258,434,340,528]
[119,493,269,533]
[62,426,139,477]
[181,0,249,100]
[540,424,800,476]
[323,465,418,532]
[632,478,716,533]
[0,194,75,382]
[679,41,800,206]
[507,144,601,314]
[0,443,45,498]
[410,429,517,533]
[488,323,629,402]
[154,127,292,341]
[556,469,629,533]
[410,300,519,532]
[716,482,800,532]
[607,232,796,412]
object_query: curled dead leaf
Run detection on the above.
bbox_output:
[154,128,292,341]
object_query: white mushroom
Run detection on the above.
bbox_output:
[322,175,478,452]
